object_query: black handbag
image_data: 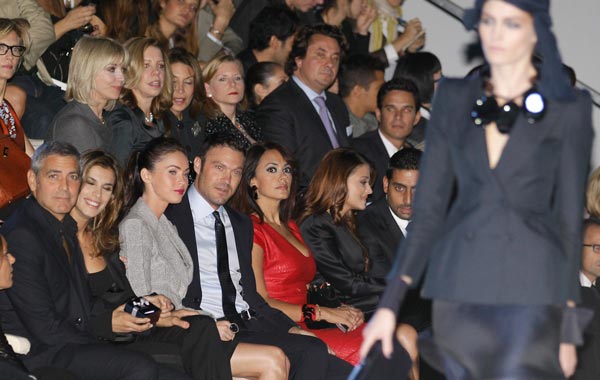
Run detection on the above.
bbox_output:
[305,282,342,329]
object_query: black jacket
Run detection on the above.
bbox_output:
[300,212,386,314]
[257,79,351,191]
[383,77,593,310]
[0,198,96,369]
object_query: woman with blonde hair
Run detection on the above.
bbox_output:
[107,37,172,165]
[586,166,600,219]
[202,53,261,150]
[47,36,126,154]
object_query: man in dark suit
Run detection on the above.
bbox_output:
[165,134,351,380]
[0,142,168,380]
[358,148,421,281]
[353,77,421,201]
[236,6,298,73]
[256,24,351,192]
[574,218,600,380]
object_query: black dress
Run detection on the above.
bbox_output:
[205,111,262,150]
[87,254,235,380]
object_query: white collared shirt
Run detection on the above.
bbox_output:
[580,271,596,288]
[389,206,410,237]
[188,186,249,318]
[378,129,401,158]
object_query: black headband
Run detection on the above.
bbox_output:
[463,0,575,102]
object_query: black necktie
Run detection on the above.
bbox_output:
[213,211,241,323]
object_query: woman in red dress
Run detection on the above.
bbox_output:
[231,142,365,365]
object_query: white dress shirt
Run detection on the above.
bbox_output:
[389,206,410,237]
[188,186,249,318]
[580,271,595,288]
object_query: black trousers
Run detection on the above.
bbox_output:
[237,319,352,380]
[44,342,189,380]
[127,315,232,380]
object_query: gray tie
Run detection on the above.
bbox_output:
[314,96,340,148]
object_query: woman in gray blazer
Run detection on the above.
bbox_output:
[361,1,594,379]
[120,137,291,380]
[47,37,126,154]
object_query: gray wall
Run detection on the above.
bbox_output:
[402,0,600,168]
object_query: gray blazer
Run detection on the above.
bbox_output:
[46,101,111,154]
[119,198,193,309]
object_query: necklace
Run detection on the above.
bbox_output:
[144,111,154,124]
[0,100,17,138]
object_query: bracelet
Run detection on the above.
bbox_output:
[210,26,223,36]
[301,304,317,322]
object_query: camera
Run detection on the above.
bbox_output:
[124,297,161,325]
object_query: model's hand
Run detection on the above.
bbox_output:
[355,3,377,36]
[559,343,577,378]
[216,320,236,341]
[407,30,425,53]
[320,305,364,331]
[112,303,152,333]
[359,308,396,359]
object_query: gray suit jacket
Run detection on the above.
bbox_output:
[46,101,111,154]
[119,198,193,309]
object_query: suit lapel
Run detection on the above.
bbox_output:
[289,80,344,148]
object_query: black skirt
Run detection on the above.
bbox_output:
[420,300,564,380]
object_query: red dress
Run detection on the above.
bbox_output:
[252,215,365,365]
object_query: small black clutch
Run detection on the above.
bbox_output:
[124,297,161,325]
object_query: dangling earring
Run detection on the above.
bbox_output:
[251,185,258,200]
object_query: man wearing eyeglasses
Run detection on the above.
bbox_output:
[573,218,600,380]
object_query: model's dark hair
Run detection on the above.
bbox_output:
[339,54,385,98]
[195,133,247,173]
[386,147,422,179]
[285,24,348,76]
[124,137,187,212]
[248,5,299,51]
[393,52,441,104]
[230,142,297,223]
[245,62,284,108]
[377,77,421,111]
[299,148,374,271]
[79,150,124,256]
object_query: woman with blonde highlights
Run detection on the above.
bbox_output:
[107,37,172,165]
[202,53,262,150]
[47,36,126,154]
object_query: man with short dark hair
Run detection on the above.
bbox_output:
[0,142,168,380]
[257,24,351,192]
[231,0,323,47]
[358,148,421,280]
[166,134,352,380]
[237,6,299,72]
[339,54,386,137]
[353,77,421,201]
